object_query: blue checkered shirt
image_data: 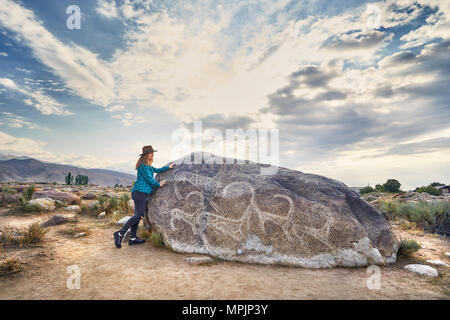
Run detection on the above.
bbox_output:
[132,164,170,194]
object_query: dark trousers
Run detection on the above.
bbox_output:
[119,191,150,238]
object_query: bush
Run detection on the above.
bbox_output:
[416,185,442,196]
[394,200,450,235]
[360,186,376,195]
[1,187,17,195]
[119,194,131,214]
[379,200,398,220]
[0,254,23,276]
[19,222,47,247]
[149,231,165,248]
[398,239,421,257]
[21,203,43,213]
[107,197,118,214]
[97,196,108,210]
[22,184,35,201]
[383,179,401,193]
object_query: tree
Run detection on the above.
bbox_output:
[416,185,442,196]
[65,172,74,185]
[360,186,376,195]
[75,174,89,185]
[383,179,401,193]
[430,182,445,187]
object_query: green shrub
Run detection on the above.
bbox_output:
[21,203,42,213]
[107,197,118,214]
[97,196,108,210]
[22,184,35,201]
[383,179,401,193]
[398,239,421,257]
[149,231,165,248]
[360,186,376,195]
[379,200,398,219]
[416,185,442,196]
[1,187,17,195]
[119,194,131,214]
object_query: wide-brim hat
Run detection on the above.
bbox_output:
[139,145,157,156]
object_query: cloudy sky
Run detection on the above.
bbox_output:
[0,0,449,189]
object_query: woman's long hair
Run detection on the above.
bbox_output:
[135,153,153,170]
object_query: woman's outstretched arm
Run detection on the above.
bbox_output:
[141,166,161,186]
[152,165,170,173]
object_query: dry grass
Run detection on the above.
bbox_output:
[398,238,421,257]
[58,224,90,238]
[0,249,24,276]
[19,223,47,247]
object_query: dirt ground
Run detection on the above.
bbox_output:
[0,208,449,300]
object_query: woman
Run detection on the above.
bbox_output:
[114,145,175,248]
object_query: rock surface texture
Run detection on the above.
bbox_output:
[146,152,399,268]
[32,189,80,205]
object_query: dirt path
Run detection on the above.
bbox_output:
[0,208,449,299]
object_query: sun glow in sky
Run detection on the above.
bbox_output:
[0,0,449,189]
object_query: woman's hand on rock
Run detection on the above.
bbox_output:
[160,180,166,186]
[169,163,176,169]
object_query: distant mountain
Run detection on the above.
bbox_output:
[0,155,135,187]
[0,153,32,161]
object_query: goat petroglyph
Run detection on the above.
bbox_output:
[147,152,398,268]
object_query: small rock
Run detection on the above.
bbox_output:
[185,256,215,265]
[28,198,56,211]
[64,205,81,212]
[41,214,77,228]
[426,259,449,267]
[445,252,450,258]
[82,192,97,200]
[73,232,87,238]
[404,264,438,277]
[97,212,106,218]
[117,216,131,225]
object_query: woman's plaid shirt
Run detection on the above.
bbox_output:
[131,164,170,194]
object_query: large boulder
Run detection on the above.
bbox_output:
[32,189,80,205]
[146,152,398,268]
[28,198,56,211]
[41,214,77,227]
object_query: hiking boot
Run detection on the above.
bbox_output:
[129,237,146,246]
[114,231,124,248]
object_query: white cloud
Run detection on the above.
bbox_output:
[0,77,69,115]
[0,0,115,107]
[0,52,7,56]
[96,0,118,19]
[0,112,44,130]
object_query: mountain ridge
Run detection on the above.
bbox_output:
[0,155,135,187]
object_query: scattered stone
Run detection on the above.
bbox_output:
[82,192,97,200]
[102,192,121,199]
[445,252,450,258]
[64,205,81,212]
[97,212,106,218]
[73,232,87,238]
[32,189,80,205]
[147,151,399,268]
[28,198,56,211]
[404,264,438,277]
[363,196,377,202]
[185,256,215,265]
[117,216,131,225]
[426,259,449,267]
[41,214,77,228]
